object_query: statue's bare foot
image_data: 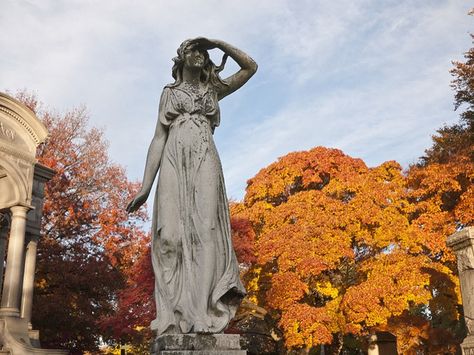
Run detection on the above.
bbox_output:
[193,317,213,333]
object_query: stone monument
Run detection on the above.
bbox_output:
[0,92,67,354]
[127,37,257,354]
[447,226,474,355]
[367,332,398,355]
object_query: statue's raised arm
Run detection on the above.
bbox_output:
[187,37,258,100]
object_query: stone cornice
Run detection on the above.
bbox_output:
[0,106,42,145]
[447,227,474,251]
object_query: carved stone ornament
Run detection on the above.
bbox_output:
[0,92,67,354]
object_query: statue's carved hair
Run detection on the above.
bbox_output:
[170,40,228,88]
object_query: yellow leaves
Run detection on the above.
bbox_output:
[246,266,261,304]
[36,278,48,289]
[342,252,434,328]
[256,189,353,271]
[279,303,334,348]
[315,281,339,299]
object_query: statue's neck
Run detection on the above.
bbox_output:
[182,67,201,85]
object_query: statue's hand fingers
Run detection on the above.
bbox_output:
[192,37,215,50]
[126,199,137,213]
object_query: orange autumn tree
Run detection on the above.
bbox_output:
[232,147,459,353]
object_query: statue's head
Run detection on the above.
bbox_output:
[171,39,226,87]
[172,40,209,79]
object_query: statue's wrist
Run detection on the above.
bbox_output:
[213,40,226,51]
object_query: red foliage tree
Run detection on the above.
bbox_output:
[15,92,148,353]
[100,245,155,348]
[230,215,257,266]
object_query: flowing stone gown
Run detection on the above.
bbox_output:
[150,84,246,335]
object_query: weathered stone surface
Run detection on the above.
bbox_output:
[447,227,474,355]
[159,351,246,355]
[127,38,257,336]
[155,333,241,350]
[151,334,246,355]
[447,228,474,335]
[158,350,247,355]
[461,334,474,354]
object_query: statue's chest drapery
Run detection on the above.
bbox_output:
[158,86,221,133]
[171,87,218,116]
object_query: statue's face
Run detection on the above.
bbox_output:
[183,47,206,69]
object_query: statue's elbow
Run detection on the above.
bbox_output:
[251,60,258,75]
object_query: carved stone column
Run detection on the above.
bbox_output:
[21,234,39,327]
[20,163,54,328]
[0,212,10,293]
[447,227,474,354]
[0,205,29,316]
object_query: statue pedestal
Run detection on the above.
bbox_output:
[447,227,474,355]
[461,334,474,354]
[151,334,246,355]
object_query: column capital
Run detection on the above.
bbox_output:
[447,227,474,252]
[9,205,30,218]
[25,233,39,244]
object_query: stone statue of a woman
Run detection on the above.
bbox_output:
[127,38,257,335]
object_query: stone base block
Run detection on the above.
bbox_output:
[159,351,246,355]
[462,334,474,354]
[151,334,246,355]
[0,317,68,354]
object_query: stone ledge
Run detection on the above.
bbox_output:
[154,334,241,351]
[151,334,246,355]
[159,351,246,355]
[447,227,474,251]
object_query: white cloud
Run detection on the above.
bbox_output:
[0,0,472,201]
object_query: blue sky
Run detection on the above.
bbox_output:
[0,0,472,200]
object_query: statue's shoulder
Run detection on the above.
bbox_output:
[159,85,176,101]
[163,84,183,98]
[164,83,177,90]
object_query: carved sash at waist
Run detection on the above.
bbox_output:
[170,112,211,129]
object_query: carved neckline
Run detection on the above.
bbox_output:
[175,83,210,101]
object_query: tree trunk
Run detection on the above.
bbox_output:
[333,333,343,355]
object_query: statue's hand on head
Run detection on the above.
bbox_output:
[126,189,149,213]
[189,37,218,51]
